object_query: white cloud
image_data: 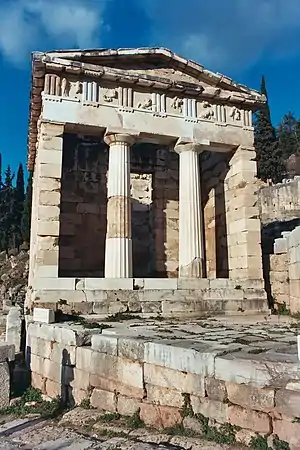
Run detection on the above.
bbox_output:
[140,0,300,73]
[0,0,105,66]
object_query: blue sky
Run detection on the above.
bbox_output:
[1,0,300,176]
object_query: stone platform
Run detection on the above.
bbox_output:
[27,315,300,448]
[30,278,268,317]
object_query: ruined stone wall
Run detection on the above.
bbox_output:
[268,226,300,313]
[27,322,300,448]
[259,178,300,310]
[259,178,300,225]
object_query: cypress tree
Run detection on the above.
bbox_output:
[21,172,33,244]
[0,153,2,187]
[13,163,25,248]
[278,112,300,160]
[0,166,15,251]
[254,75,285,183]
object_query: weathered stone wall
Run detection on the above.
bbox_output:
[202,146,262,281]
[31,278,267,317]
[268,226,300,313]
[258,180,300,310]
[27,322,300,448]
[259,178,300,225]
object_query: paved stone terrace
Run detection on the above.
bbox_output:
[92,314,299,355]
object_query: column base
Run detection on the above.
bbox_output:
[105,237,132,278]
[179,257,204,278]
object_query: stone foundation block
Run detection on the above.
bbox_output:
[275,389,300,418]
[226,382,274,413]
[140,403,182,429]
[85,279,133,290]
[31,372,46,393]
[144,279,178,290]
[118,337,145,362]
[144,364,205,396]
[144,342,217,376]
[89,375,144,400]
[205,378,227,402]
[71,388,90,406]
[177,279,209,290]
[0,342,15,362]
[33,278,75,291]
[274,238,288,254]
[0,362,10,408]
[191,397,228,423]
[90,388,117,412]
[273,419,300,449]
[77,348,143,390]
[91,335,118,356]
[50,342,76,366]
[146,384,183,408]
[45,379,61,398]
[228,405,271,434]
[71,369,90,392]
[235,429,257,446]
[117,395,141,416]
[30,337,52,360]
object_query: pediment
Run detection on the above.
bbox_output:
[39,47,262,99]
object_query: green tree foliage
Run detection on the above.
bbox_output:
[278,112,300,160]
[21,171,33,244]
[254,76,285,183]
[0,166,16,252]
[0,159,32,252]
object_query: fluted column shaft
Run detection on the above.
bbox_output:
[175,142,205,278]
[104,133,134,278]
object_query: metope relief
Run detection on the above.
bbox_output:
[198,101,215,120]
[102,88,118,103]
[230,106,241,122]
[170,96,184,114]
[137,97,153,110]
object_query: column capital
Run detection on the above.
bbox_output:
[174,139,210,154]
[104,133,135,147]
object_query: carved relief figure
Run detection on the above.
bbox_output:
[230,107,241,121]
[137,98,153,110]
[103,89,118,102]
[75,81,82,95]
[171,96,184,113]
[200,101,214,120]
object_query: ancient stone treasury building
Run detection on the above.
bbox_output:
[27,48,268,316]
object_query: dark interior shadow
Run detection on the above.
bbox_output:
[153,148,179,278]
[59,133,108,278]
[215,168,230,278]
[131,143,159,278]
[61,349,74,407]
[201,151,231,278]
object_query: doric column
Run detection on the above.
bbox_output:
[174,142,205,278]
[104,133,135,278]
